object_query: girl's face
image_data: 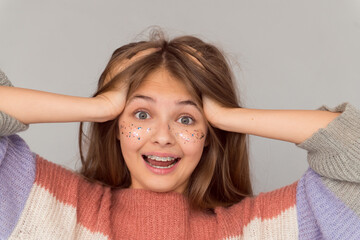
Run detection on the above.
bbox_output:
[118,68,208,194]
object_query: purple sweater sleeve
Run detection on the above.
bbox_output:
[296,103,360,239]
[0,135,36,239]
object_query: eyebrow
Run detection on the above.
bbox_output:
[128,94,201,111]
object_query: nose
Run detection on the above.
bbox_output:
[150,121,176,146]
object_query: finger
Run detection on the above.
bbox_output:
[181,45,205,69]
[130,47,161,61]
[104,47,161,85]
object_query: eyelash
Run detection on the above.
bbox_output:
[133,109,196,125]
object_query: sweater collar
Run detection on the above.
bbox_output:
[114,187,190,211]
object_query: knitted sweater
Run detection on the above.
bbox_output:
[1,71,360,239]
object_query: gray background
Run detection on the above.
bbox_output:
[0,0,359,194]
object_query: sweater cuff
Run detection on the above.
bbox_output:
[0,70,14,87]
[296,102,360,182]
[0,69,29,136]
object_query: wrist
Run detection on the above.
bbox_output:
[209,107,242,132]
[90,97,117,122]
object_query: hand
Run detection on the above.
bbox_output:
[95,81,129,121]
[95,48,161,121]
[202,95,229,129]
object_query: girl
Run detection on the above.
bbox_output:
[0,33,359,239]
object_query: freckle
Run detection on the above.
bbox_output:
[121,132,124,134]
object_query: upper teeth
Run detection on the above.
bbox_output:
[146,155,177,162]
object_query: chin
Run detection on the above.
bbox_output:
[140,180,184,194]
[145,183,177,193]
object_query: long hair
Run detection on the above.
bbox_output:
[78,30,253,212]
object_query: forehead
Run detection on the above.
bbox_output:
[131,68,193,99]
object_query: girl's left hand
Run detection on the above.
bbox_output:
[202,95,229,129]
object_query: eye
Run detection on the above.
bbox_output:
[134,110,195,125]
[134,110,150,120]
[178,115,194,125]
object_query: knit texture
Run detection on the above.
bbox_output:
[1,80,360,238]
[0,69,29,136]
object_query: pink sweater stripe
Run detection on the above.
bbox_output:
[35,155,112,237]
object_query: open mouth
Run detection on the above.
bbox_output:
[142,155,181,169]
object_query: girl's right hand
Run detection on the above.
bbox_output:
[94,48,161,122]
[94,81,129,122]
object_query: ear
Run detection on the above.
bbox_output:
[117,131,120,140]
[116,118,121,140]
[204,135,210,147]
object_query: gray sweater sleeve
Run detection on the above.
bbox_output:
[0,69,29,136]
[296,102,360,183]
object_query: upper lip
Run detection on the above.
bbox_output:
[142,152,181,158]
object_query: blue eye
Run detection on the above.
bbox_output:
[134,110,195,125]
[134,111,150,120]
[178,116,194,125]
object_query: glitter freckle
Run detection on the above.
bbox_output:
[132,132,139,137]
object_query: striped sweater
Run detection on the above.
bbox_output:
[1,72,360,239]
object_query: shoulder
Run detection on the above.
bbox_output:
[214,181,298,239]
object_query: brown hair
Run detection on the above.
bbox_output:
[78,30,253,212]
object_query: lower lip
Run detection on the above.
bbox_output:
[143,157,181,175]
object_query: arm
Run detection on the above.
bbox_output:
[203,95,360,182]
[0,69,129,125]
[202,96,341,144]
[0,86,118,124]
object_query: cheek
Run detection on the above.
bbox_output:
[119,120,151,145]
[174,128,206,145]
[172,125,207,157]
